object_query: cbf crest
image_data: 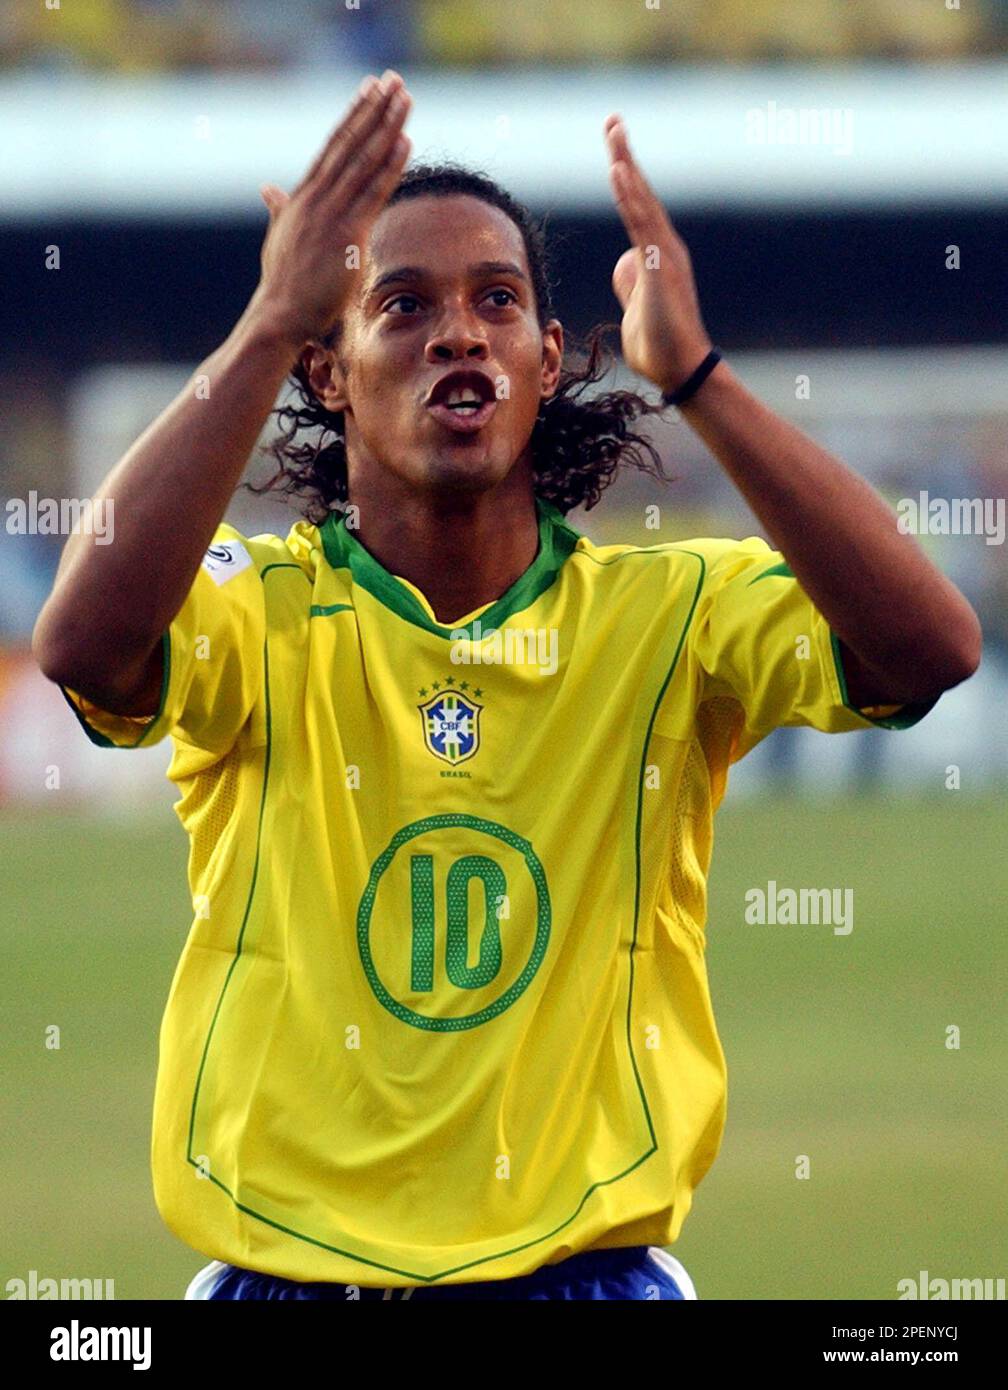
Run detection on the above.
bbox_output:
[417,681,484,766]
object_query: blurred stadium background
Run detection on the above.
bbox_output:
[2,0,1006,1300]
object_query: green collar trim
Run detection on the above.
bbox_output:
[319,497,581,638]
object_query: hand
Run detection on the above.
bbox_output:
[252,71,413,347]
[604,115,712,394]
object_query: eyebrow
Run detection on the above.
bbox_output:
[367,260,530,297]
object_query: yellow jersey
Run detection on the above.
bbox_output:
[63,498,931,1286]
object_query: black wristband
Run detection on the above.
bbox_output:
[661,348,722,407]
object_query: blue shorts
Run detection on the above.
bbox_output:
[185,1246,697,1301]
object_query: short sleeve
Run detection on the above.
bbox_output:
[61,525,266,759]
[687,537,938,757]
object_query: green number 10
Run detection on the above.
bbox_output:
[410,853,506,992]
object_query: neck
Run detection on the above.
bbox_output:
[348,467,541,626]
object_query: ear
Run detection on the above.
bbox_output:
[300,337,350,414]
[540,319,564,402]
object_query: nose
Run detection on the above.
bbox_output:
[424,302,490,363]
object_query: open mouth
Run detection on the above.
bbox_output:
[425,369,499,434]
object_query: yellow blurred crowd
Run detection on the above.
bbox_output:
[1,0,1000,73]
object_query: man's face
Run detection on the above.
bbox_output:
[310,194,563,502]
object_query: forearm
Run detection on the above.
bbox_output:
[35,72,412,706]
[34,290,299,688]
[679,363,982,699]
[602,116,981,700]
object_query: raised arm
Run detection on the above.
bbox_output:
[603,115,981,707]
[33,71,412,715]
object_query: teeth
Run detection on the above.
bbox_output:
[445,387,482,406]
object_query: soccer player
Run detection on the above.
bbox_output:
[34,71,980,1301]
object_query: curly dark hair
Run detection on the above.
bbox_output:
[253,163,671,522]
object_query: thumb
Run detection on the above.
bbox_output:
[611,247,640,310]
[260,184,291,220]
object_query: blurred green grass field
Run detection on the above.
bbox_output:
[3,793,1005,1300]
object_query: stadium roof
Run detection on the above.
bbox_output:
[2,64,1006,219]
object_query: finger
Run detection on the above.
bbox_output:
[260,184,291,220]
[338,133,411,236]
[605,117,648,236]
[609,159,652,248]
[295,71,402,196]
[293,77,379,195]
[609,155,670,250]
[313,71,407,193]
[335,86,412,211]
[605,118,671,247]
[604,112,633,167]
[605,114,651,187]
[350,131,412,223]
